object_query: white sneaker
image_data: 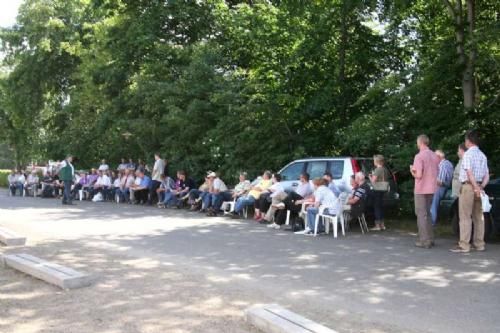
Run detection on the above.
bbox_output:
[272,202,285,209]
[267,222,277,228]
[273,223,281,230]
[294,228,311,235]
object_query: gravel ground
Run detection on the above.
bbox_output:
[1,191,499,333]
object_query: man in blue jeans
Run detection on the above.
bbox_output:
[430,150,454,226]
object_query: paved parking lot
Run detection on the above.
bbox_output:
[1,192,499,333]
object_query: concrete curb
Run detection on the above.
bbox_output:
[2,253,93,290]
[245,304,338,333]
[0,226,26,246]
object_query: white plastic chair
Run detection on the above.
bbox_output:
[313,200,345,238]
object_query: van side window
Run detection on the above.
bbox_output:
[306,161,328,179]
[328,161,344,179]
[280,162,305,181]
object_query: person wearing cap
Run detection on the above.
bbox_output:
[58,155,75,205]
[205,172,230,216]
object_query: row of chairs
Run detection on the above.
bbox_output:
[220,195,369,238]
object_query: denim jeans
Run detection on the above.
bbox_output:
[200,191,211,209]
[211,191,233,211]
[10,183,24,196]
[430,186,447,226]
[162,191,178,206]
[306,207,334,232]
[373,191,385,221]
[235,195,255,214]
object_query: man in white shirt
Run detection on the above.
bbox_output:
[206,172,230,216]
[26,170,40,196]
[149,153,165,205]
[8,170,20,196]
[98,159,109,172]
[92,170,111,200]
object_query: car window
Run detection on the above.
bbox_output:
[306,161,328,179]
[280,162,305,181]
[328,160,344,179]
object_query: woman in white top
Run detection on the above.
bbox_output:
[296,178,339,235]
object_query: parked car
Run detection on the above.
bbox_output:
[439,178,500,240]
[278,157,400,209]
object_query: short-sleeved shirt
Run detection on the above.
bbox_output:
[248,179,272,199]
[234,180,251,195]
[413,148,439,194]
[269,182,285,198]
[140,175,152,188]
[437,159,454,187]
[459,146,489,183]
[213,178,228,192]
[152,159,165,181]
[98,164,109,171]
[296,182,313,198]
[178,178,195,192]
[314,185,339,215]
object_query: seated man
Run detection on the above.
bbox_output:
[162,170,195,208]
[346,172,370,224]
[323,171,348,197]
[8,170,20,196]
[41,171,56,198]
[92,170,111,200]
[264,172,313,227]
[295,178,339,236]
[25,170,40,196]
[130,169,151,204]
[156,173,176,207]
[86,169,99,199]
[231,171,273,219]
[205,172,230,216]
[98,159,109,172]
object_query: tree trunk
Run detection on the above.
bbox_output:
[443,0,476,109]
[338,0,348,123]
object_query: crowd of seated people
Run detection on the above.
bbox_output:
[6,154,374,235]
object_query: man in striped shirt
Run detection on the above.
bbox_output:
[451,130,489,253]
[430,150,454,226]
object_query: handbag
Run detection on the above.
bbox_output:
[372,167,390,192]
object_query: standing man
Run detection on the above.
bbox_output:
[149,153,165,204]
[430,150,454,226]
[451,130,489,253]
[410,135,439,249]
[59,155,75,205]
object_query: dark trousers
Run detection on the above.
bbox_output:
[373,191,385,221]
[62,181,72,204]
[135,189,149,203]
[284,192,304,214]
[149,180,162,204]
[256,192,271,212]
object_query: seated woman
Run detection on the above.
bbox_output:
[72,172,89,199]
[256,174,284,223]
[231,171,272,219]
[295,178,339,236]
[110,170,121,201]
[161,170,195,208]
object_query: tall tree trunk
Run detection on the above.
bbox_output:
[443,0,476,109]
[338,0,348,123]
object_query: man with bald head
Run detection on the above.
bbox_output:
[430,149,454,226]
[411,135,439,248]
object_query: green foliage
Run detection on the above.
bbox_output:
[0,0,498,212]
[0,170,11,188]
